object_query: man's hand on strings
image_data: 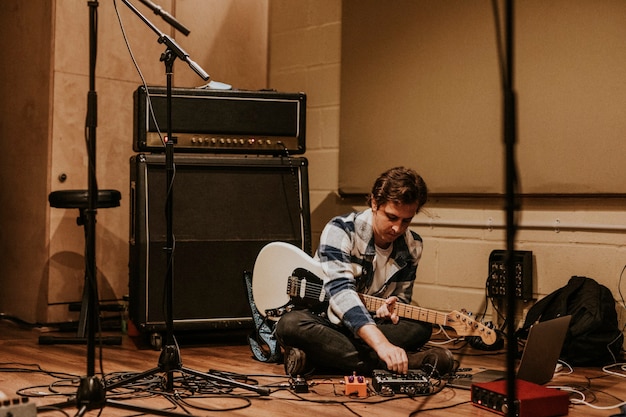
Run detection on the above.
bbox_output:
[375,295,400,324]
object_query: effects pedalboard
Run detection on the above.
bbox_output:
[372,369,431,396]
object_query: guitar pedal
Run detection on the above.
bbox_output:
[344,372,368,397]
[372,369,431,396]
[0,397,36,417]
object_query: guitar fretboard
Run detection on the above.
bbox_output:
[288,275,450,326]
[286,273,494,345]
[360,295,449,326]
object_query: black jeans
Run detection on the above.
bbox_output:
[275,309,433,374]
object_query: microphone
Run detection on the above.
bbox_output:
[138,0,190,36]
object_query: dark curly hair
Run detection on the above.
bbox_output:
[366,167,428,213]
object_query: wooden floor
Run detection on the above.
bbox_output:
[0,317,624,417]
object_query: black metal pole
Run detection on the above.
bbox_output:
[73,2,108,414]
[163,49,178,391]
[504,0,519,415]
[85,0,99,380]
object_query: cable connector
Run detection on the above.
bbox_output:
[291,377,309,393]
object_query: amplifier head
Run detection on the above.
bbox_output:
[133,86,306,155]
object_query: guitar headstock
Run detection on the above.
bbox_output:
[446,310,498,346]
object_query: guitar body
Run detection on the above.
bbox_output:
[252,241,497,346]
[252,241,325,318]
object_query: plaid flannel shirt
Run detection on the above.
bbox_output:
[315,208,423,335]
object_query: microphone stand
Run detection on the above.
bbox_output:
[41,2,268,416]
[503,0,520,414]
[102,0,270,400]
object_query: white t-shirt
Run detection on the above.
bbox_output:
[370,243,393,295]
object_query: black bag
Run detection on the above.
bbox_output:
[518,276,623,366]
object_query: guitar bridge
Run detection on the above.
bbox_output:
[265,304,295,319]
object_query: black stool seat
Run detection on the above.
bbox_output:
[40,188,123,346]
[49,189,121,209]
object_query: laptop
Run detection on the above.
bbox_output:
[447,315,571,389]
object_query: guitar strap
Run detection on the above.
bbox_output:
[243,270,282,363]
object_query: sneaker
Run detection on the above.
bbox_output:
[408,347,455,376]
[284,347,310,377]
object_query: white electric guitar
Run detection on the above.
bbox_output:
[252,241,498,346]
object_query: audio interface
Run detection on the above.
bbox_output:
[487,250,533,301]
[471,379,569,417]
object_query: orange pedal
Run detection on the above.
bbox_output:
[344,373,368,397]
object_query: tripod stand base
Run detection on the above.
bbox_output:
[39,345,271,417]
[40,375,198,417]
[77,376,106,410]
[104,343,271,396]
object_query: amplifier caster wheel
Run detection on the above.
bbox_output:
[150,332,163,350]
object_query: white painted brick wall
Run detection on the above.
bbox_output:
[268,0,626,346]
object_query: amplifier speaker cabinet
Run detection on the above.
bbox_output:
[133,86,306,155]
[129,154,311,333]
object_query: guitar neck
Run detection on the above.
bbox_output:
[361,294,449,326]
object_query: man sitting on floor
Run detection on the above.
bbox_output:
[275,166,455,377]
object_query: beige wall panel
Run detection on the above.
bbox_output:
[0,0,269,324]
[54,0,174,83]
[174,0,269,89]
[0,0,53,323]
[46,0,268,323]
